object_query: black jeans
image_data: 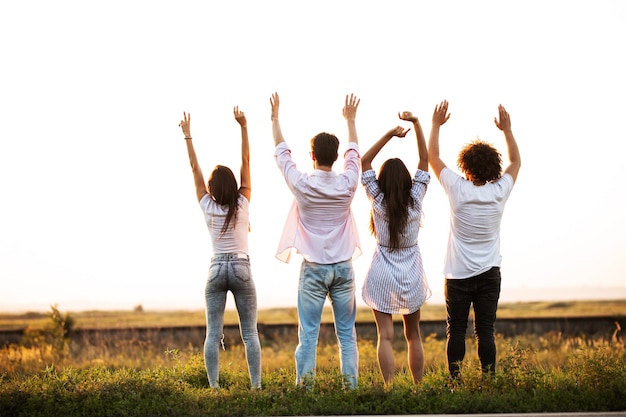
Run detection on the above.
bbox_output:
[445,267,501,377]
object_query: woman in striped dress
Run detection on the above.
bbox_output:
[360,111,431,385]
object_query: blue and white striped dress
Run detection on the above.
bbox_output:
[361,169,432,315]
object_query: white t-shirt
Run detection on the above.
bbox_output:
[439,167,514,279]
[200,193,249,255]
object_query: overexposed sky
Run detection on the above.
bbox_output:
[1,1,625,312]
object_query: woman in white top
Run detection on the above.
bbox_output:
[178,108,261,389]
[360,111,431,385]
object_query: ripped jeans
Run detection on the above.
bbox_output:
[204,253,261,388]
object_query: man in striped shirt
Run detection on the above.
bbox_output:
[270,92,362,388]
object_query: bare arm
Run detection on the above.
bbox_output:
[179,112,208,202]
[270,92,285,146]
[343,93,360,144]
[234,106,251,201]
[399,111,428,172]
[428,100,451,180]
[361,126,410,172]
[494,104,521,182]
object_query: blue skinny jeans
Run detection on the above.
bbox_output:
[204,253,261,388]
[296,259,359,389]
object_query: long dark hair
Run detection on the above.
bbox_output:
[371,158,414,250]
[208,165,239,236]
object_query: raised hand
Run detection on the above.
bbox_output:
[398,111,419,123]
[343,93,360,121]
[234,106,247,127]
[432,101,451,126]
[179,112,192,139]
[270,92,280,120]
[494,104,511,131]
[388,125,411,138]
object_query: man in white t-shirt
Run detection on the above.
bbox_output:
[428,101,521,378]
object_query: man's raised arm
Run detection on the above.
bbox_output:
[494,104,521,182]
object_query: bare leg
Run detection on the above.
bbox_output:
[373,309,395,385]
[403,309,425,383]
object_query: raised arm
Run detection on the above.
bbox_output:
[361,126,410,172]
[428,100,451,179]
[494,104,521,182]
[179,112,208,202]
[234,106,251,201]
[399,111,428,172]
[343,93,360,144]
[270,92,285,146]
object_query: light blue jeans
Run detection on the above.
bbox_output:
[204,253,261,389]
[296,260,359,388]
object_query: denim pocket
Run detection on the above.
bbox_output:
[232,261,251,283]
[208,263,224,283]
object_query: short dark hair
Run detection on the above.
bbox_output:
[310,132,339,167]
[457,139,502,183]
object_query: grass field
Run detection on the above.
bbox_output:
[1,301,624,416]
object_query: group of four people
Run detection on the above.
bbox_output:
[178,92,521,389]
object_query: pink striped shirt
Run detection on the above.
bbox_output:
[274,142,362,264]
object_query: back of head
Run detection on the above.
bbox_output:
[208,165,239,233]
[375,158,413,250]
[310,132,339,167]
[209,165,238,205]
[457,139,502,183]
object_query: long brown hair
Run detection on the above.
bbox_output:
[208,165,239,236]
[371,158,414,250]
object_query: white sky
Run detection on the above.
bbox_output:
[1,1,625,312]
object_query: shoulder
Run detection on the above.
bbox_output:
[499,173,514,185]
[199,193,213,210]
[238,193,250,205]
[493,173,515,193]
[440,167,460,184]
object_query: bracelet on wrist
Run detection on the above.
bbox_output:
[184,136,192,140]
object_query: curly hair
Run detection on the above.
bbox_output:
[457,139,502,183]
[208,165,239,236]
[370,158,414,251]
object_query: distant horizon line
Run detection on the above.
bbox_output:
[2,285,625,314]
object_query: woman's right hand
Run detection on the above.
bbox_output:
[388,126,411,138]
[179,112,191,138]
[234,106,247,127]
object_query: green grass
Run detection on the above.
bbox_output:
[1,341,625,416]
[1,302,625,416]
[2,331,625,416]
